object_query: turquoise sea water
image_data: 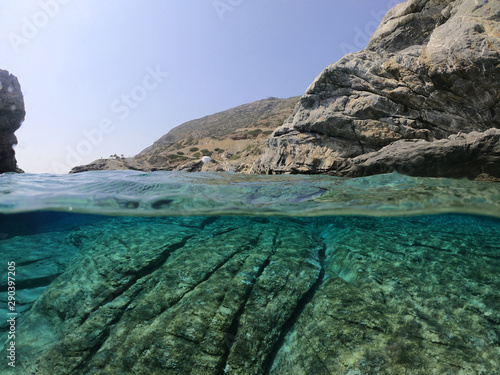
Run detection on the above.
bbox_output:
[1,171,500,374]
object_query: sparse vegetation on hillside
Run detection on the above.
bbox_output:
[75,96,300,173]
[132,96,300,170]
[247,129,262,136]
[137,96,299,153]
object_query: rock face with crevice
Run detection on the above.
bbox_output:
[253,0,500,179]
[0,69,25,173]
[4,214,500,374]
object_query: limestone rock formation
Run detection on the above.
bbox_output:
[253,0,500,179]
[0,69,25,173]
[340,128,500,179]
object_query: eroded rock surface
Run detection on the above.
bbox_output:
[340,128,500,179]
[4,214,500,374]
[253,0,500,179]
[0,70,25,173]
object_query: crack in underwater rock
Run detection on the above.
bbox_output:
[64,234,199,372]
[303,336,333,375]
[69,220,241,373]
[262,238,327,375]
[484,316,500,325]
[412,241,463,254]
[215,231,279,375]
[123,230,267,372]
[70,286,145,375]
[79,234,196,326]
[5,273,63,291]
[14,256,53,267]
[155,238,258,321]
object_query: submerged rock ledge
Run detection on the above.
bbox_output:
[2,214,499,374]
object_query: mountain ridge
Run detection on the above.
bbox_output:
[70,96,300,173]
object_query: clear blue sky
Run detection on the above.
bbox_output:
[1,0,404,173]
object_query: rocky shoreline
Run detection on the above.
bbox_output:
[3,0,500,180]
[252,0,500,180]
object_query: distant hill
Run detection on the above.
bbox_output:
[70,96,300,173]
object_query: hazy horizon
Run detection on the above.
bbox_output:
[2,0,404,173]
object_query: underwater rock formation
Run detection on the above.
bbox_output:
[0,69,25,173]
[7,214,500,374]
[254,0,500,179]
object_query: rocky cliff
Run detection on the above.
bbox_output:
[0,70,25,173]
[253,0,500,180]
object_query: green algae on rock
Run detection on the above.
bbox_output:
[2,213,499,374]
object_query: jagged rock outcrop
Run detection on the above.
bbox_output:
[253,0,500,179]
[0,70,25,173]
[69,157,148,173]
